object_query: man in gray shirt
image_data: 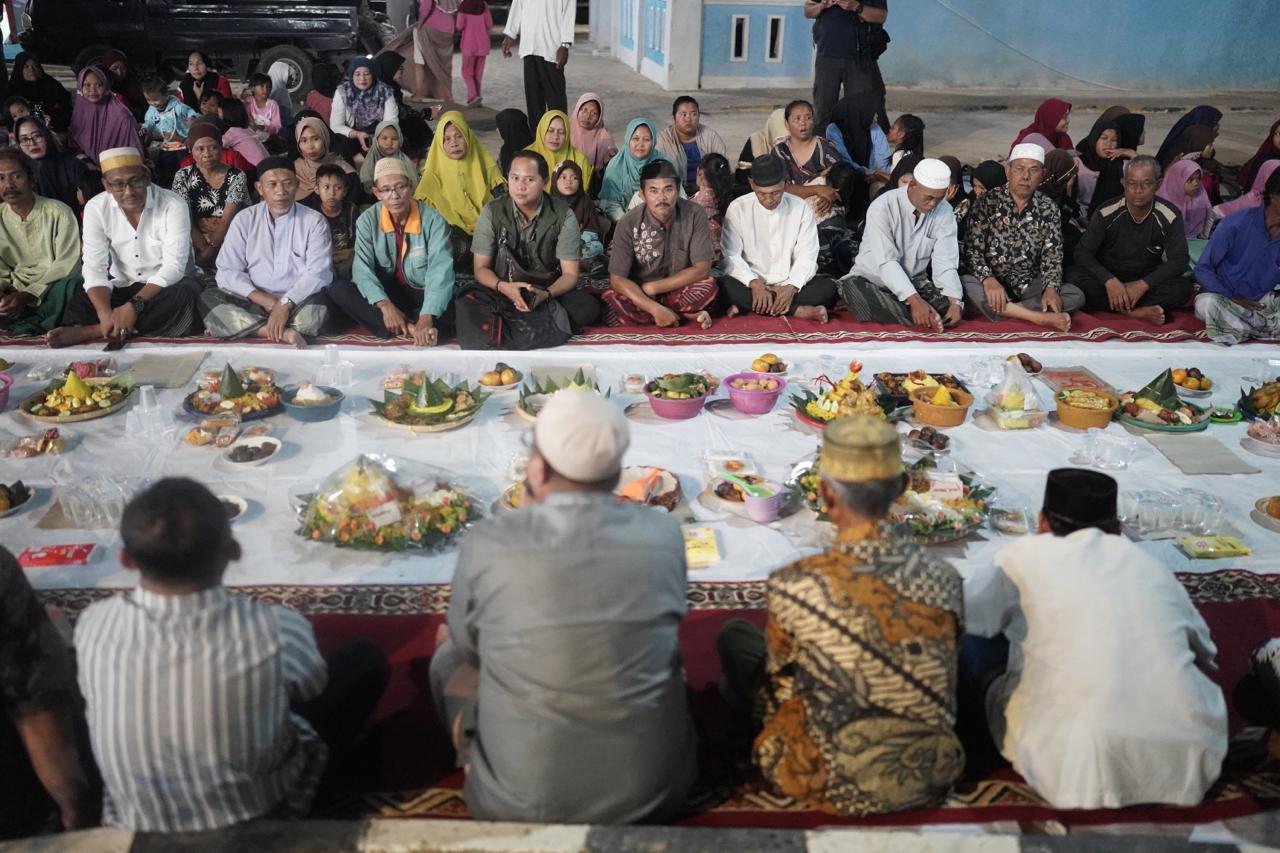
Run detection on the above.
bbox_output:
[431,390,696,823]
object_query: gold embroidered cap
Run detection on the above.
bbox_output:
[820,415,903,482]
[99,147,145,174]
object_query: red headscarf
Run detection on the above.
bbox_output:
[1010,98,1073,155]
[1237,115,1280,192]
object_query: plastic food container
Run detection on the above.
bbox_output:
[742,480,784,523]
[909,387,973,428]
[724,372,787,415]
[1055,386,1118,430]
[984,392,1047,429]
[645,388,709,420]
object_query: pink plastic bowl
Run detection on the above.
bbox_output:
[645,385,709,420]
[724,372,787,416]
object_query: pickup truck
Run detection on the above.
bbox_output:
[20,0,392,98]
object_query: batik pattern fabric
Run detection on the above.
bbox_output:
[1195,291,1280,345]
[963,187,1064,297]
[755,524,965,817]
[171,165,250,222]
[599,278,718,326]
[839,274,951,325]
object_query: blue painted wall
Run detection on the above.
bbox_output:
[878,0,1280,90]
[701,4,812,80]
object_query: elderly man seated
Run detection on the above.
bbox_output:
[842,158,964,331]
[718,154,838,323]
[0,149,83,337]
[47,148,201,348]
[431,390,697,823]
[717,416,965,817]
[601,159,718,329]
[959,469,1227,809]
[961,143,1086,332]
[328,158,455,346]
[1194,168,1280,344]
[1064,155,1193,326]
[201,156,334,347]
[656,96,728,194]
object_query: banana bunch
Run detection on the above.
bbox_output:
[1243,381,1280,419]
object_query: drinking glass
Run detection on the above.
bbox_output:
[1137,497,1163,536]
[1118,491,1140,525]
[1156,499,1181,534]
[1095,435,1138,470]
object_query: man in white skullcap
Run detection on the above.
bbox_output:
[430,389,697,825]
[328,157,455,346]
[47,146,202,347]
[961,143,1085,332]
[201,156,334,347]
[842,157,964,331]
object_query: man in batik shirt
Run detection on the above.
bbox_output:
[717,415,965,817]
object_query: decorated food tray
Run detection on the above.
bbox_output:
[371,376,488,432]
[790,361,892,429]
[184,364,283,420]
[1116,370,1210,432]
[1240,381,1280,421]
[21,371,135,422]
[517,369,607,421]
[296,455,477,551]
[874,371,970,407]
[616,466,682,512]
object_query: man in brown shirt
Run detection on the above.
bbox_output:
[601,159,719,328]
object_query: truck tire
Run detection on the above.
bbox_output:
[256,45,313,101]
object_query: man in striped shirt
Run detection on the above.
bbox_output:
[75,478,388,832]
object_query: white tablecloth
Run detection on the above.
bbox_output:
[3,339,1278,591]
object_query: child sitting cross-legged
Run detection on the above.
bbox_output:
[74,478,389,831]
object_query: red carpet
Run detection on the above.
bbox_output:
[2,307,1225,348]
[37,572,1280,828]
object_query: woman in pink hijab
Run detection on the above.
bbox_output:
[1214,158,1280,224]
[1009,98,1072,156]
[69,66,144,167]
[570,93,617,190]
[1158,159,1213,241]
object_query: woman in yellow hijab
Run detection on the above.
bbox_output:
[524,109,593,192]
[414,110,505,235]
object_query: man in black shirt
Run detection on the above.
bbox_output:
[1065,156,1193,325]
[807,0,888,132]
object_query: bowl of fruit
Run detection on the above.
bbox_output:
[645,373,712,420]
[749,353,787,375]
[478,363,522,392]
[1172,367,1213,398]
[724,372,787,415]
[908,386,973,428]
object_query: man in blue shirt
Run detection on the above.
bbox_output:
[807,0,889,133]
[1194,169,1280,345]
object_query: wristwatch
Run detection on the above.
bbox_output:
[279,296,295,310]
[129,295,148,316]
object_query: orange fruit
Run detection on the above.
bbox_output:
[1268,497,1280,519]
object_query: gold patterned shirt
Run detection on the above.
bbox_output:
[754,523,965,817]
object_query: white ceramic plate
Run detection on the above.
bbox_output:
[221,436,281,467]
[1176,385,1213,400]
[1253,498,1280,533]
[217,494,248,522]
[1241,436,1280,458]
[0,486,37,519]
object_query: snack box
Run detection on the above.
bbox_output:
[1176,535,1251,560]
[19,544,96,568]
[683,525,722,569]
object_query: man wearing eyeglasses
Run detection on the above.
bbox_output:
[328,158,455,347]
[46,148,201,347]
[200,156,334,347]
[1064,155,1194,326]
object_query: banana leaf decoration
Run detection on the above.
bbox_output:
[218,363,245,399]
[1135,369,1180,410]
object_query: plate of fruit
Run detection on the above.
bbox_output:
[477,362,523,392]
[21,370,135,422]
[645,373,712,420]
[790,361,890,429]
[747,352,787,375]
[184,364,283,420]
[370,376,489,432]
[1172,367,1213,398]
[1253,496,1280,534]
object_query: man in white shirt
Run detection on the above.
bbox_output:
[201,156,334,347]
[842,157,964,332]
[960,468,1228,810]
[718,154,837,323]
[47,148,201,348]
[501,0,574,127]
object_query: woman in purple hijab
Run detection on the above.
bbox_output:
[68,66,144,167]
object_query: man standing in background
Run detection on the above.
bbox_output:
[503,0,575,127]
[806,0,888,133]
